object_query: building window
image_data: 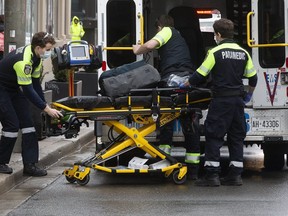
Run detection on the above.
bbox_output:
[71,0,85,19]
[26,0,38,45]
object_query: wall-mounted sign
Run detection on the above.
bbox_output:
[8,43,16,53]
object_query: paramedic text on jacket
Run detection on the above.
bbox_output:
[185,18,258,186]
[0,32,62,176]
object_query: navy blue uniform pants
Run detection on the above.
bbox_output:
[0,88,39,164]
[204,96,246,174]
[158,111,200,153]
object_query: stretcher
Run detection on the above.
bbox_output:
[48,87,211,185]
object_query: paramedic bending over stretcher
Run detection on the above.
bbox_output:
[0,32,62,176]
[133,14,201,180]
[182,18,258,186]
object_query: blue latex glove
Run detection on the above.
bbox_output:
[244,92,253,104]
[179,82,192,89]
[179,83,186,89]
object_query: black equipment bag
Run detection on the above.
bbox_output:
[51,43,102,73]
[51,44,70,72]
[99,60,161,98]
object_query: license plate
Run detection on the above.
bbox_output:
[251,117,280,131]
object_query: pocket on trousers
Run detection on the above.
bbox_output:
[205,118,227,139]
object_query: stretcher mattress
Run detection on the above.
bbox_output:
[55,89,211,110]
[56,96,113,109]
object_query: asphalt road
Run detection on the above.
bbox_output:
[2,142,288,216]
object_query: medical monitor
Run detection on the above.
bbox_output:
[69,43,91,66]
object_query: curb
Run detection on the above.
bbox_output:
[0,126,95,195]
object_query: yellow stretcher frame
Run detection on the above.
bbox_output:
[55,89,211,186]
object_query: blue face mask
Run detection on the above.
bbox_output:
[40,50,52,60]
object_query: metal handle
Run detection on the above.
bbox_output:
[247,11,288,48]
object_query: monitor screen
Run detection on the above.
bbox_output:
[68,43,91,66]
[71,46,86,58]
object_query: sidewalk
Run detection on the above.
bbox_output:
[0,125,95,195]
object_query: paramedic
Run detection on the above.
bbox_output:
[181,18,258,186]
[70,16,85,41]
[0,32,63,176]
[133,14,201,180]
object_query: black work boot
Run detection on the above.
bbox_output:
[220,175,243,186]
[0,164,13,174]
[220,167,243,186]
[195,172,220,187]
[23,163,47,177]
[187,164,199,180]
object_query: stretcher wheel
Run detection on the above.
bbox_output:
[65,175,76,184]
[76,174,90,186]
[172,170,187,185]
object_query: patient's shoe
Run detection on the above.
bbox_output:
[0,164,13,174]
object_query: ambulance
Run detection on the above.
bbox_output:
[96,0,288,170]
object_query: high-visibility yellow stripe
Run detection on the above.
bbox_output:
[159,144,171,155]
[152,27,172,47]
[32,62,43,78]
[13,45,40,84]
[185,152,200,164]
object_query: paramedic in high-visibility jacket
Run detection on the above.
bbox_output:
[0,32,62,176]
[133,14,201,180]
[70,16,85,41]
[181,18,258,186]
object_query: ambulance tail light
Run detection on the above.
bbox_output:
[197,9,221,19]
[196,9,220,15]
[102,61,107,71]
